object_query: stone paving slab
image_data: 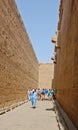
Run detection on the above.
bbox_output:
[0,100,59,130]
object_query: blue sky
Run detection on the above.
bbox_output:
[15,0,60,63]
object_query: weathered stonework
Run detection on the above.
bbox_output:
[39,63,54,89]
[0,0,38,108]
[53,0,78,128]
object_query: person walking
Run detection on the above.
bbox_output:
[30,89,38,108]
[27,89,31,100]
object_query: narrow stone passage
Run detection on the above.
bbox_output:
[0,100,59,130]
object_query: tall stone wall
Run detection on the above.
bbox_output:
[39,63,54,89]
[0,0,39,108]
[55,0,78,128]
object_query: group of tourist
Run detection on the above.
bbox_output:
[27,88,56,109]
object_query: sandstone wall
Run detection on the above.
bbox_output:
[55,0,78,128]
[39,63,54,89]
[0,0,39,108]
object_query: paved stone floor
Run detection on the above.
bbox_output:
[0,100,59,130]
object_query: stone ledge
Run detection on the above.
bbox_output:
[0,100,28,115]
[53,100,77,130]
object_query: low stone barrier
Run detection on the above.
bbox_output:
[53,100,77,130]
[0,100,28,115]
